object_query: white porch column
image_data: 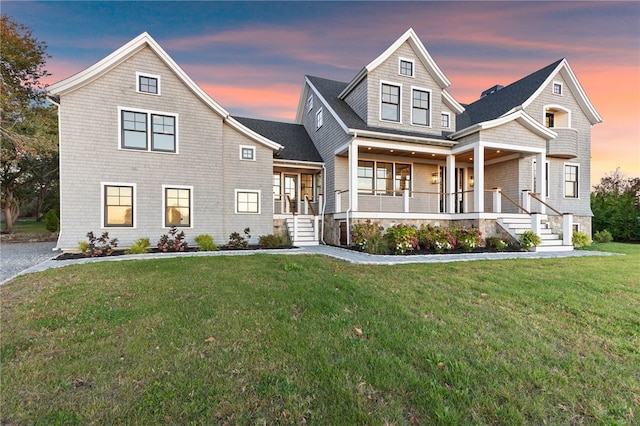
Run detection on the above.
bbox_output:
[403,189,410,213]
[473,145,484,212]
[349,140,359,212]
[446,154,455,213]
[493,187,502,213]
[535,152,546,214]
[334,191,341,212]
[563,213,573,246]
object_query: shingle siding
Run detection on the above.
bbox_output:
[343,77,368,122]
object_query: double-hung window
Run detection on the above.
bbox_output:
[104,184,134,227]
[381,83,400,122]
[412,89,430,126]
[564,164,579,198]
[121,109,177,152]
[441,113,450,128]
[164,186,191,227]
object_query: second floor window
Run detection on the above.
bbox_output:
[121,109,177,152]
[441,113,450,128]
[381,83,400,122]
[412,89,430,126]
[545,112,555,128]
[316,107,323,130]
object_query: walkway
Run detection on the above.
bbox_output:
[1,242,617,285]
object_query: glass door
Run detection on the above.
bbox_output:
[284,175,297,213]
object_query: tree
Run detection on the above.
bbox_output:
[1,15,57,232]
[591,168,640,242]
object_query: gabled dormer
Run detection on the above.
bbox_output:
[337,28,463,136]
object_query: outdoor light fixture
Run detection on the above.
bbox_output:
[431,172,440,185]
[469,175,475,187]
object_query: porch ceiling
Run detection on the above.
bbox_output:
[454,147,527,163]
[356,146,449,161]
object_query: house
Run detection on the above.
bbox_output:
[47,28,601,252]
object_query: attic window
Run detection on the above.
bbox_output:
[553,82,562,95]
[399,59,414,77]
[316,107,323,130]
[137,73,160,95]
[307,94,313,112]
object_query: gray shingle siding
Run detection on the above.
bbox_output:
[343,77,368,122]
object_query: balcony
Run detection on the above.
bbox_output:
[547,128,578,158]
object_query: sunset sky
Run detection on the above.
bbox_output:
[5,1,639,184]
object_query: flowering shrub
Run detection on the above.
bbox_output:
[418,225,453,253]
[83,231,118,257]
[486,236,508,252]
[157,227,188,252]
[450,226,484,252]
[384,223,419,254]
[351,220,384,252]
[519,230,541,250]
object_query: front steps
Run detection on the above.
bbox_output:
[285,216,319,246]
[497,216,573,252]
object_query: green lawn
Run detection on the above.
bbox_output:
[1,219,48,233]
[1,244,638,424]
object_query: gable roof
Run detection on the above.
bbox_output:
[456,58,602,131]
[46,32,282,151]
[339,28,451,99]
[307,75,455,146]
[234,117,323,163]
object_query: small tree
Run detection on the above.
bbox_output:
[591,168,640,242]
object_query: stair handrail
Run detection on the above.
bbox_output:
[304,194,317,216]
[528,192,562,216]
[285,194,297,215]
[499,190,530,215]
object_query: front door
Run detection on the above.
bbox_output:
[284,175,297,213]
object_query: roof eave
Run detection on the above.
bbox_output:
[225,117,284,151]
[349,128,457,147]
[450,111,556,140]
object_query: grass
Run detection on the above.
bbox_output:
[1,244,638,424]
[1,219,48,233]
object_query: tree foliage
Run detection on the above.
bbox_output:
[1,15,58,232]
[591,168,640,242]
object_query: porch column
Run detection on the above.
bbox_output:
[535,152,546,214]
[349,140,359,212]
[446,154,455,213]
[473,145,484,212]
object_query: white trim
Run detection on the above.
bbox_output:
[349,129,456,147]
[552,81,563,96]
[398,57,415,77]
[441,112,451,129]
[316,107,323,130]
[442,90,465,114]
[563,162,580,200]
[235,189,261,214]
[532,158,550,197]
[162,184,194,228]
[118,106,179,153]
[543,104,572,128]
[450,110,557,140]
[410,85,432,127]
[303,77,350,133]
[224,117,283,151]
[307,94,313,112]
[135,71,161,95]
[239,145,256,161]
[101,182,137,229]
[452,140,545,156]
[380,80,402,123]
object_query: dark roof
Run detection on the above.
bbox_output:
[234,116,323,163]
[457,59,564,130]
[307,75,450,142]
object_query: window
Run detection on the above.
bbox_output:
[412,89,430,126]
[399,59,414,77]
[545,112,555,128]
[104,184,134,227]
[120,109,177,152]
[240,145,255,161]
[316,107,323,130]
[273,174,281,200]
[381,83,400,122]
[533,160,549,197]
[564,164,578,198]
[164,187,191,227]
[236,190,260,214]
[358,160,412,195]
[301,173,314,201]
[138,75,158,94]
[553,82,562,95]
[307,94,313,112]
[441,113,450,128]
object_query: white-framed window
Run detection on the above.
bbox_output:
[163,185,192,228]
[381,82,401,122]
[240,145,255,161]
[399,58,414,77]
[441,112,450,128]
[358,160,412,195]
[553,82,563,95]
[564,163,579,198]
[411,87,431,126]
[273,173,281,200]
[307,94,313,112]
[119,107,177,153]
[532,159,550,197]
[235,190,261,214]
[102,182,136,228]
[316,107,323,130]
[136,72,160,95]
[544,105,571,128]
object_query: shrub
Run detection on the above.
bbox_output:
[78,241,89,254]
[486,236,508,252]
[384,223,419,255]
[593,229,613,244]
[519,230,541,250]
[572,231,592,249]
[365,233,390,255]
[157,227,188,252]
[44,210,59,232]
[83,231,118,257]
[418,224,453,253]
[351,220,384,253]
[227,227,251,249]
[194,234,218,251]
[450,226,484,252]
[127,237,150,255]
[258,234,287,248]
